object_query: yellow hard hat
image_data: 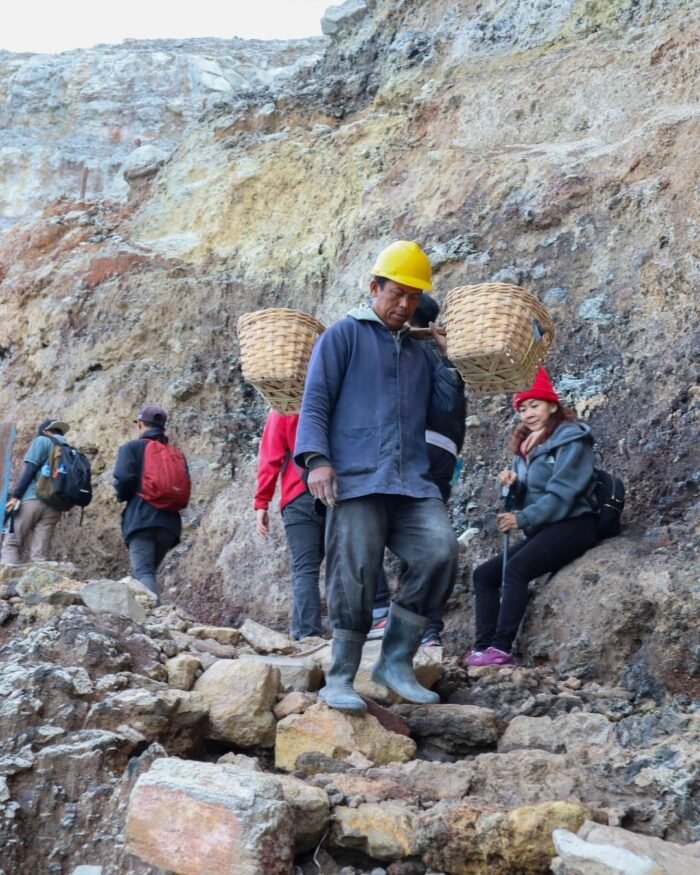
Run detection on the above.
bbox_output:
[371,240,433,291]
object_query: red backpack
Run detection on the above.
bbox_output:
[137,440,191,512]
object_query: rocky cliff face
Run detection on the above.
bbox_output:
[0,36,324,228]
[0,1,699,872]
[0,0,698,709]
[0,565,698,874]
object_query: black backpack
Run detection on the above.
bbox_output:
[35,436,93,512]
[587,468,625,539]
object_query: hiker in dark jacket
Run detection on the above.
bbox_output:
[1,419,68,565]
[372,292,467,647]
[113,404,187,604]
[464,368,597,667]
[295,240,462,714]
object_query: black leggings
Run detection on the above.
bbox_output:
[473,515,598,653]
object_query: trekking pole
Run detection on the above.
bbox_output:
[501,482,515,584]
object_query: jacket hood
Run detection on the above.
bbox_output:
[141,428,168,443]
[538,421,593,454]
[347,305,410,336]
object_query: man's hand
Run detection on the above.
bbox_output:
[308,465,338,507]
[498,469,517,487]
[497,512,519,533]
[429,321,448,357]
[256,508,270,538]
[5,497,19,513]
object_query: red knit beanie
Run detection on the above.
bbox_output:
[513,368,560,410]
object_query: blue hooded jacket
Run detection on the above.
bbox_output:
[294,307,464,502]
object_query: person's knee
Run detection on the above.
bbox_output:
[473,561,499,592]
[423,518,458,566]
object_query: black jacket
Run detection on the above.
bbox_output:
[113,429,183,543]
[424,340,467,500]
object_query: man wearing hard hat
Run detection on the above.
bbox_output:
[295,241,462,714]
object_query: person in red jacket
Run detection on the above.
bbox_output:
[254,410,324,639]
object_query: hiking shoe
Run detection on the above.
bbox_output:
[421,632,442,648]
[367,616,388,640]
[464,647,516,667]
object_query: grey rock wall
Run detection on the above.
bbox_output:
[0,36,325,227]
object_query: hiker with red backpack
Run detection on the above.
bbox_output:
[1,418,80,565]
[464,368,598,668]
[113,404,190,604]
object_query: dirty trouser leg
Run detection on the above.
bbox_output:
[29,502,61,562]
[325,495,389,635]
[373,566,391,620]
[387,496,458,619]
[128,528,177,600]
[1,499,48,565]
[282,491,325,639]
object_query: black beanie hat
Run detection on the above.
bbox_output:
[411,293,440,329]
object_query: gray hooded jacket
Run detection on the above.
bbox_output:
[513,421,595,538]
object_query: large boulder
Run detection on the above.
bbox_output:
[499,715,563,754]
[275,702,416,771]
[125,758,295,875]
[470,750,583,807]
[239,619,296,654]
[84,686,209,756]
[366,759,474,801]
[420,800,591,875]
[194,659,279,747]
[330,800,419,861]
[276,774,331,853]
[552,821,700,874]
[393,704,499,756]
[165,653,201,691]
[238,653,323,692]
[80,580,146,623]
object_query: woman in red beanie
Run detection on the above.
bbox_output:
[464,368,598,667]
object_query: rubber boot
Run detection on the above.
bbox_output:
[319,629,367,714]
[370,602,440,704]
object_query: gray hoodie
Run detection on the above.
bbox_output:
[513,421,595,538]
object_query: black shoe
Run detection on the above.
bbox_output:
[421,631,442,648]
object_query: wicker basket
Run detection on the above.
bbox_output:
[444,283,554,394]
[237,308,325,414]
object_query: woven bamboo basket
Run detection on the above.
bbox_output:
[237,308,325,414]
[444,283,554,394]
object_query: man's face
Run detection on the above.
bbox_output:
[370,279,423,330]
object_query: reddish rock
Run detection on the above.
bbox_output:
[126,758,295,875]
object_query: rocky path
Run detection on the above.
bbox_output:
[0,563,697,875]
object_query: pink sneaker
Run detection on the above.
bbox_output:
[464,647,516,667]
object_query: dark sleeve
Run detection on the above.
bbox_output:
[294,324,350,467]
[12,462,39,499]
[428,358,466,451]
[113,441,143,502]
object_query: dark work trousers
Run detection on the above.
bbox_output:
[473,515,598,653]
[281,490,325,639]
[373,473,454,636]
[374,566,391,616]
[127,527,178,600]
[325,494,459,634]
